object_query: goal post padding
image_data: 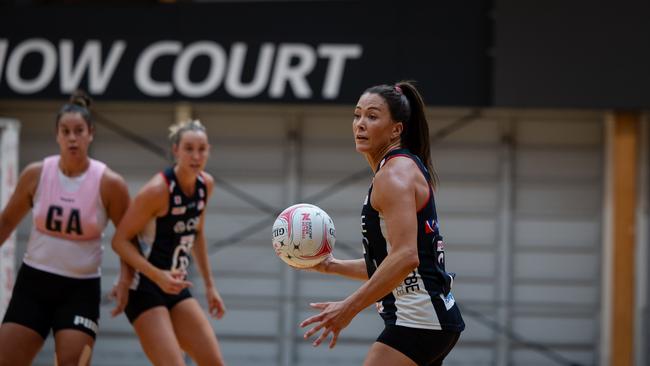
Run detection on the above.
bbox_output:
[0,118,20,320]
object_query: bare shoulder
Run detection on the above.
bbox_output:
[99,167,130,210]
[127,172,170,217]
[21,161,43,181]
[19,161,44,192]
[200,171,215,186]
[100,167,128,191]
[200,171,215,195]
[371,156,422,213]
[134,171,173,207]
[374,156,418,193]
[139,172,169,198]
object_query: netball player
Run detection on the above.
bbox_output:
[0,91,133,366]
[111,120,226,366]
[299,82,465,366]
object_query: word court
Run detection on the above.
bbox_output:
[0,38,362,100]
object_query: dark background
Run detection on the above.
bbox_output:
[1,0,650,108]
[0,1,491,105]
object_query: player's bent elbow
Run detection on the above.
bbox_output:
[111,236,125,255]
[407,257,420,270]
[402,250,420,270]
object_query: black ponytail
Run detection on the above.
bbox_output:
[363,81,438,188]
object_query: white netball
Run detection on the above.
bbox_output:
[272,203,336,268]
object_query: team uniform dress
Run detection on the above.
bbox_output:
[2,155,107,339]
[361,148,465,366]
[125,166,207,323]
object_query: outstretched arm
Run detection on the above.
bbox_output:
[0,163,41,246]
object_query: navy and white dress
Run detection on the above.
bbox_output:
[361,148,465,332]
[125,166,208,323]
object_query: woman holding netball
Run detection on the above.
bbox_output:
[112,119,226,366]
[299,81,465,366]
[0,91,133,366]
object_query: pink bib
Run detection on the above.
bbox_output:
[33,155,106,241]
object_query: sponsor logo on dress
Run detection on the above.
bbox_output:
[395,270,421,297]
[174,195,182,205]
[197,200,205,211]
[171,206,187,215]
[440,292,456,311]
[437,240,445,251]
[173,217,199,233]
[73,315,98,334]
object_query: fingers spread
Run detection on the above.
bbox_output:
[312,329,330,347]
[300,313,324,328]
[303,323,324,339]
[329,331,339,349]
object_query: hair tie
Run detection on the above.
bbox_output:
[394,85,403,94]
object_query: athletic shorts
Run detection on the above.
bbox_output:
[376,324,461,366]
[2,263,100,339]
[124,275,192,323]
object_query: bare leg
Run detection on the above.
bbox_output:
[53,329,94,366]
[0,322,44,366]
[363,342,418,366]
[170,298,225,366]
[132,306,187,366]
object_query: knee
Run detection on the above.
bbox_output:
[197,359,225,366]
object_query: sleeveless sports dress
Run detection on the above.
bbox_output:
[361,148,464,332]
[125,166,207,322]
[3,155,106,338]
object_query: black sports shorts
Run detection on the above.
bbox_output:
[2,263,100,339]
[124,275,192,323]
[376,324,461,366]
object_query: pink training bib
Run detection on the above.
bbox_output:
[33,155,106,241]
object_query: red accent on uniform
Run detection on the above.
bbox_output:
[160,171,170,186]
[425,220,435,234]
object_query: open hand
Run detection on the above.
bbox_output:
[299,300,356,349]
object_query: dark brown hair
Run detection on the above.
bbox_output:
[363,81,438,188]
[56,90,93,129]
